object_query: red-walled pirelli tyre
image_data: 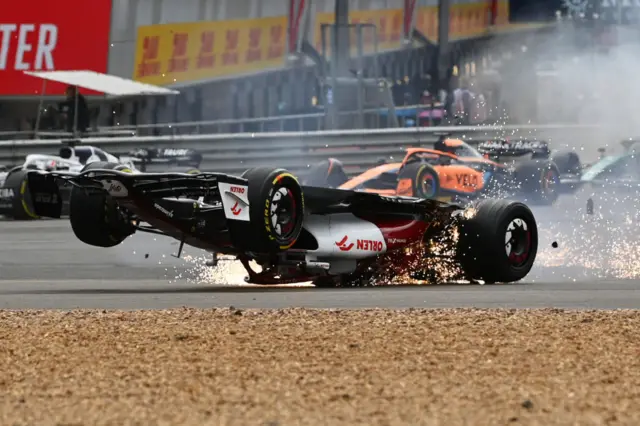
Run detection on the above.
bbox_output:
[396,162,441,199]
[69,162,135,248]
[456,198,538,283]
[241,167,304,253]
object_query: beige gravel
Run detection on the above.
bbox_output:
[1,308,639,426]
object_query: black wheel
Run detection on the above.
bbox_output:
[0,168,40,220]
[69,162,135,248]
[514,159,560,206]
[456,198,538,283]
[397,162,440,199]
[551,151,582,175]
[242,167,304,252]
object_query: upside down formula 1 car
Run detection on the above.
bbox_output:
[25,162,539,286]
[301,137,578,207]
[0,144,202,220]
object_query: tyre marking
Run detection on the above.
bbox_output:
[20,180,39,219]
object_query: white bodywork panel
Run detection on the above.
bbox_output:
[302,212,388,259]
[218,182,250,222]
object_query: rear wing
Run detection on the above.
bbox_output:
[475,139,551,158]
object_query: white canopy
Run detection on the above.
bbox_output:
[23,70,179,97]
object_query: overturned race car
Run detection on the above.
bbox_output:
[25,163,539,286]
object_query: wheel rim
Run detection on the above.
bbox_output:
[419,174,437,198]
[504,218,532,267]
[270,186,298,241]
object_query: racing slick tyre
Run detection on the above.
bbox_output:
[551,151,582,175]
[456,199,538,283]
[0,168,40,220]
[69,161,135,248]
[241,167,304,253]
[514,159,560,206]
[397,162,441,199]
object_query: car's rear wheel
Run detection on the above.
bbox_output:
[396,162,441,199]
[69,162,135,248]
[456,198,538,283]
[242,167,305,253]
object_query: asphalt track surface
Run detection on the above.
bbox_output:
[1,201,640,310]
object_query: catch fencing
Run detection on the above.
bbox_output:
[0,124,618,177]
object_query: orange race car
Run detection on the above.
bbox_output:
[300,137,566,206]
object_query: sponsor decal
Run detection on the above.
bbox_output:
[0,0,112,95]
[101,180,128,197]
[356,239,384,252]
[162,148,191,156]
[230,201,242,216]
[335,236,384,252]
[335,235,354,251]
[133,16,286,85]
[388,238,407,244]
[480,140,547,151]
[154,203,174,218]
[0,188,15,198]
[456,173,479,187]
[218,182,250,222]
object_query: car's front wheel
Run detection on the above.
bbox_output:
[241,167,305,253]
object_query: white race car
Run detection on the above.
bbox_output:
[0,145,137,219]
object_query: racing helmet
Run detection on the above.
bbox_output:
[434,136,463,154]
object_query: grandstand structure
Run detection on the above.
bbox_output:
[0,0,586,139]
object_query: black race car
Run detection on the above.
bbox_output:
[24,162,539,286]
[122,147,203,173]
[475,137,582,176]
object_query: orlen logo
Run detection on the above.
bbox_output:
[335,236,354,251]
[230,186,245,194]
[230,201,242,216]
[356,239,383,252]
[335,236,384,252]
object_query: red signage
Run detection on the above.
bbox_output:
[0,0,112,95]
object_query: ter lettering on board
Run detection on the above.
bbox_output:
[0,24,58,70]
